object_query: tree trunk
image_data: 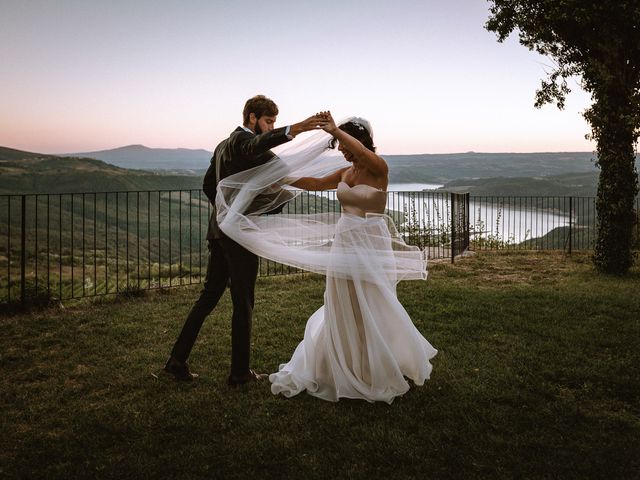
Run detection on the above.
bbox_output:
[591,90,639,274]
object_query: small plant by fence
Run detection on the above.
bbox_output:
[1,189,638,306]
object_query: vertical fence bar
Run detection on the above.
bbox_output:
[465,193,470,252]
[158,191,162,288]
[568,197,573,254]
[169,191,172,286]
[189,190,192,284]
[147,191,151,288]
[136,192,140,289]
[450,192,455,264]
[47,195,50,296]
[116,193,119,293]
[93,193,97,296]
[179,191,183,283]
[20,195,26,306]
[34,196,38,294]
[59,195,62,300]
[105,193,109,294]
[71,194,75,298]
[5,196,9,302]
[148,191,151,288]
[199,190,202,280]
[126,191,130,290]
[82,193,85,296]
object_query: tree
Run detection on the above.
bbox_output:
[486,0,640,274]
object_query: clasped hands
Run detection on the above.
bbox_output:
[298,111,338,135]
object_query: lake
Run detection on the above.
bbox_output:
[318,183,572,244]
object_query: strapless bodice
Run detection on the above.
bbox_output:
[336,181,387,217]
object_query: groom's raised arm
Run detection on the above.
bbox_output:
[231,113,328,171]
[234,127,291,158]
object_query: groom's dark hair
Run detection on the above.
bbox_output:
[243,95,279,126]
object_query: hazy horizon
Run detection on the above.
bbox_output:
[1,143,599,157]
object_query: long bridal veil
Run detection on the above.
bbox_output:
[215,118,428,284]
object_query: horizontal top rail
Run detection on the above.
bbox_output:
[0,189,206,197]
[0,190,610,199]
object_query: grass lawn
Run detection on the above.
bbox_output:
[1,251,639,479]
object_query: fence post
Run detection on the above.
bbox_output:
[20,195,26,306]
[465,193,470,252]
[451,192,456,264]
[568,197,573,255]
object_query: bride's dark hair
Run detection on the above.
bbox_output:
[330,121,376,152]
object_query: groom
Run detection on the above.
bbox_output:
[163,95,326,385]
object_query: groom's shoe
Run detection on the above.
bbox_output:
[227,369,268,386]
[163,356,199,382]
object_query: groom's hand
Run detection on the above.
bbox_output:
[289,113,329,137]
[319,111,337,134]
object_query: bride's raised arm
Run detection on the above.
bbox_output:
[322,112,388,177]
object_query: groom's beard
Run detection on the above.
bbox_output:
[254,122,263,135]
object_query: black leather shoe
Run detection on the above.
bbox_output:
[163,356,199,381]
[227,369,268,386]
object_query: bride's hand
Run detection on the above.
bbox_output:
[291,113,329,137]
[320,111,337,134]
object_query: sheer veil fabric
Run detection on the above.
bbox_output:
[216,120,428,284]
[216,118,437,403]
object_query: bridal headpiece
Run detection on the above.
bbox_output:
[346,117,374,139]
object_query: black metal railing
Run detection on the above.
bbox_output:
[1,189,470,305]
[469,196,592,251]
[451,193,470,262]
[3,189,638,305]
[1,190,211,304]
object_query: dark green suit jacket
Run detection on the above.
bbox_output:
[204,126,293,240]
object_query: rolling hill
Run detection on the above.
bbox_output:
[65,145,623,185]
[439,171,600,196]
[384,152,605,184]
[3,145,639,196]
[68,145,212,171]
[0,147,201,194]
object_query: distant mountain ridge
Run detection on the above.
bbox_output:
[0,146,200,194]
[67,145,609,181]
[68,144,212,171]
[384,152,609,184]
[3,144,639,196]
[439,171,600,197]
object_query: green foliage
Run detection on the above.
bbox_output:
[0,279,58,314]
[486,0,640,273]
[402,194,451,249]
[470,218,519,250]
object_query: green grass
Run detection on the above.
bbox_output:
[1,251,639,479]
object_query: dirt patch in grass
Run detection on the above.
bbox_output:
[430,250,595,287]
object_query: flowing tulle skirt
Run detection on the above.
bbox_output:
[270,213,437,403]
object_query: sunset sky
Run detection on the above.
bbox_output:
[0,0,595,155]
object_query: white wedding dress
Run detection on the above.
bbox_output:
[269,182,438,403]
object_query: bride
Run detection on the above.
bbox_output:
[216,112,437,403]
